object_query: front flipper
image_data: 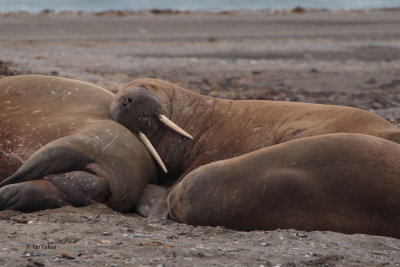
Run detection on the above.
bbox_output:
[0,180,66,212]
[0,136,95,188]
[0,171,109,212]
[0,121,158,213]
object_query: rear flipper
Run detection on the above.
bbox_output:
[0,171,109,212]
[134,184,168,217]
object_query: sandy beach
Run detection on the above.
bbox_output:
[1,9,400,266]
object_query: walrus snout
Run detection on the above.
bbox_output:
[111,85,193,139]
[110,85,193,173]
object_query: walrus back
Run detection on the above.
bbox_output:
[0,75,115,180]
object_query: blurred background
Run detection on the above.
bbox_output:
[1,0,400,12]
[0,1,400,121]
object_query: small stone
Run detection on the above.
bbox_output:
[296,232,308,238]
[33,260,45,267]
[25,253,31,257]
[28,220,34,224]
[260,242,268,246]
[133,233,143,237]
[60,252,75,260]
[371,102,383,109]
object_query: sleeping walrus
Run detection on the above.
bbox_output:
[168,133,400,238]
[110,78,400,178]
[109,78,400,238]
[0,75,158,212]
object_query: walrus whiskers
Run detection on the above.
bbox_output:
[138,131,168,173]
[158,114,193,140]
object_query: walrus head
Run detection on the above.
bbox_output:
[110,83,193,173]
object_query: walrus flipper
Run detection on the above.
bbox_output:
[0,171,109,212]
[0,136,95,188]
[0,180,67,212]
[134,184,168,217]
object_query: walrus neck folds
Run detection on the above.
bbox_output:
[147,85,230,179]
[111,78,232,179]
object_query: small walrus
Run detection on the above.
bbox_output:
[0,75,158,212]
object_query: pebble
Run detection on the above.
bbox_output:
[296,232,308,238]
[32,260,45,267]
[133,233,143,237]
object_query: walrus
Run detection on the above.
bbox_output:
[0,75,158,213]
[110,78,400,219]
[167,133,400,238]
[110,78,400,181]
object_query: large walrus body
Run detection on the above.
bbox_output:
[0,75,157,212]
[168,133,400,238]
[110,78,400,238]
[110,78,400,179]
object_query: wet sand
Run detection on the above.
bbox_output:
[1,9,400,266]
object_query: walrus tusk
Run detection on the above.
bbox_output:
[138,131,168,173]
[159,114,193,140]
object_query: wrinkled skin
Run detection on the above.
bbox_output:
[0,75,157,213]
[110,78,400,229]
[168,133,400,238]
[110,78,400,182]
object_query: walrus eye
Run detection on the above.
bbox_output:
[127,98,132,103]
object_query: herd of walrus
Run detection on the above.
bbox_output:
[1,75,400,238]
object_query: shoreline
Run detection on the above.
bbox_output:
[1,7,400,16]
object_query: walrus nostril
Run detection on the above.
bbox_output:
[127,98,132,103]
[122,102,127,107]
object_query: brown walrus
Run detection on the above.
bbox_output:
[110,78,400,179]
[167,133,400,238]
[0,75,158,212]
[109,78,400,221]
